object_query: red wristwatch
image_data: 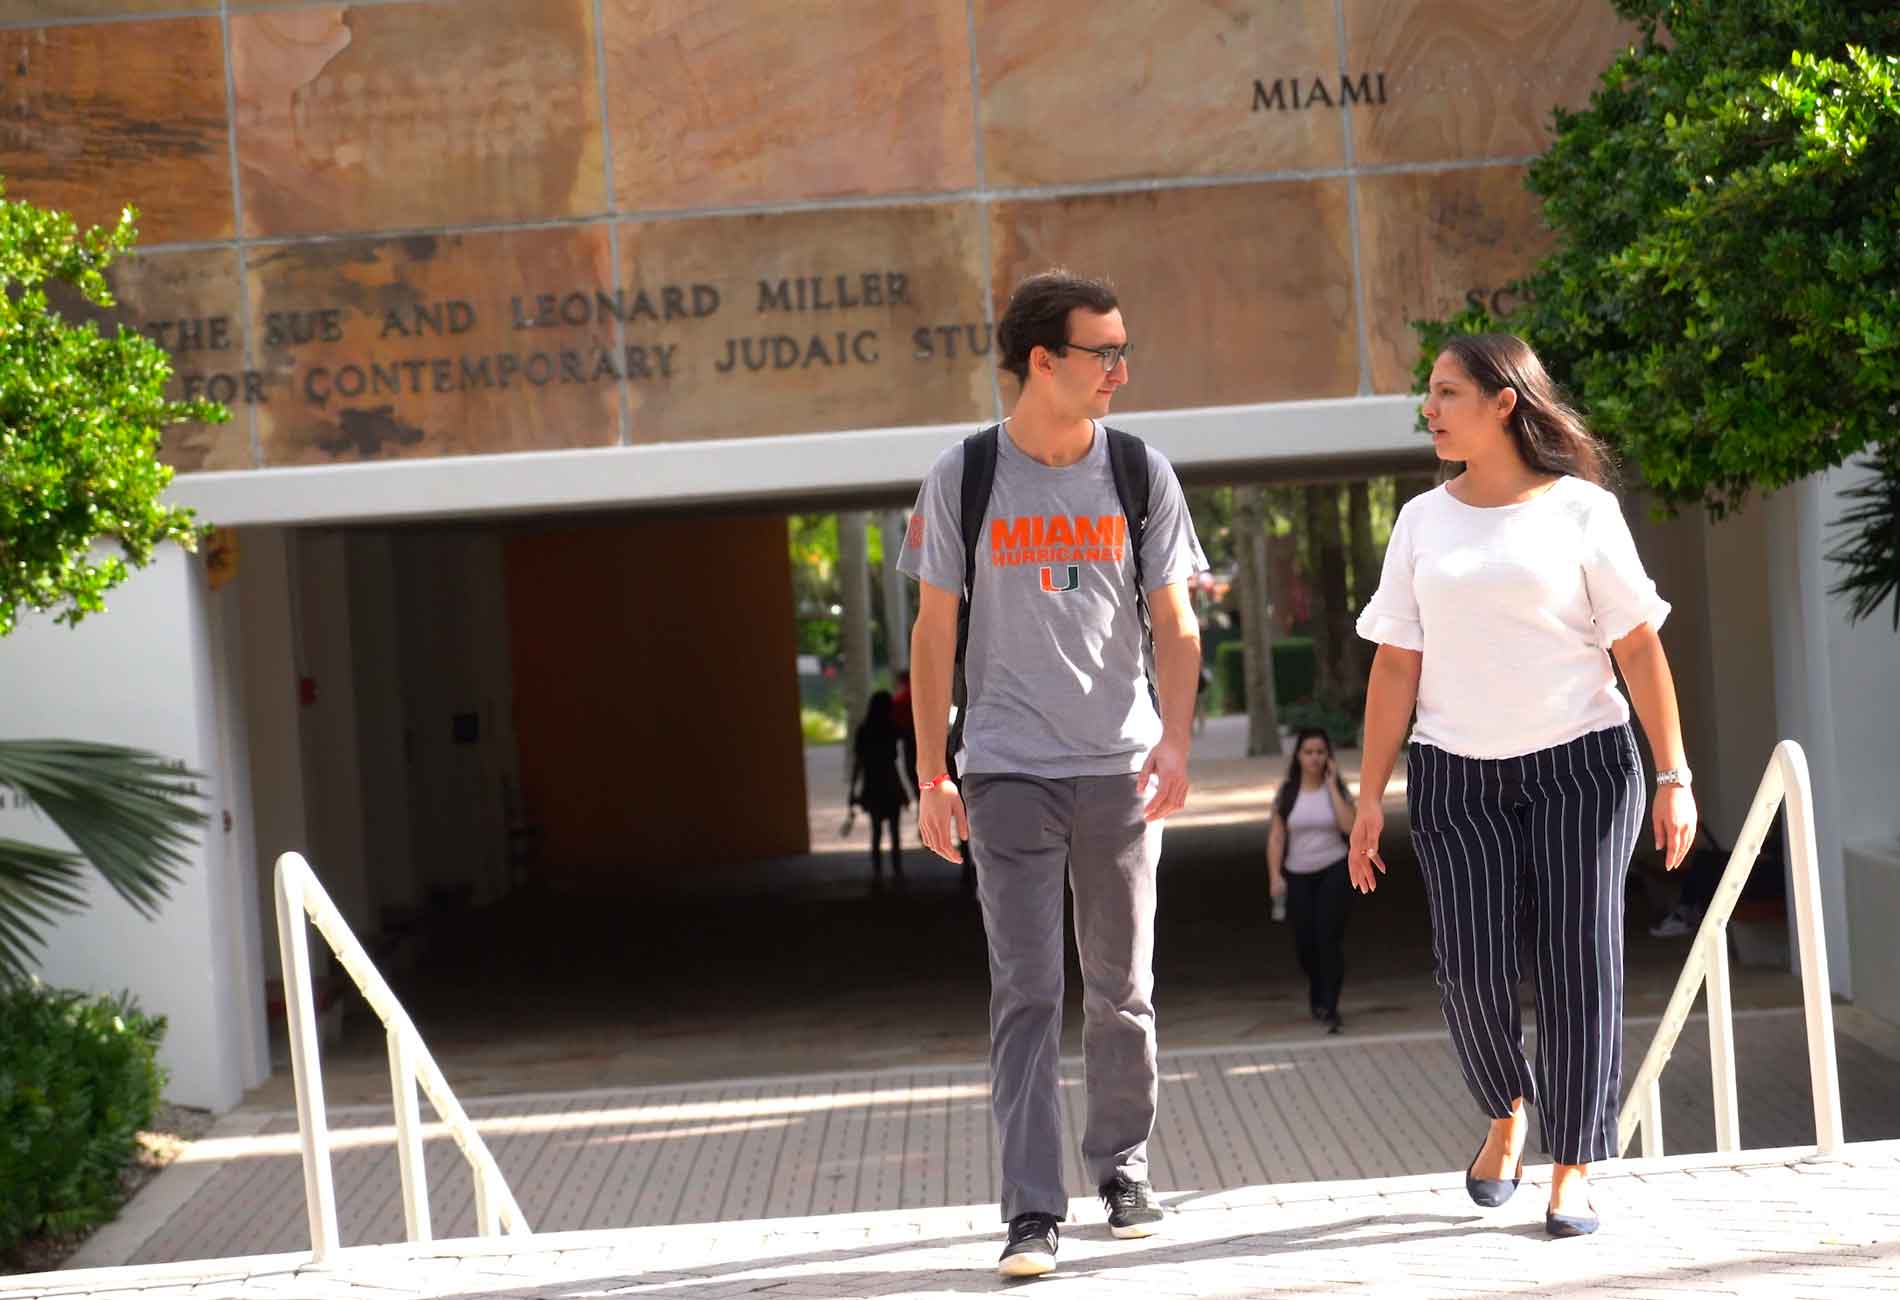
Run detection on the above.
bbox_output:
[919,773,953,793]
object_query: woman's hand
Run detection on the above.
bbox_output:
[1348,800,1387,893]
[1655,785,1697,871]
[1269,871,1287,900]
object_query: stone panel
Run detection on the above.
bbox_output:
[231,0,604,238]
[0,19,232,244]
[13,2,217,17]
[990,182,1358,411]
[604,0,975,209]
[977,0,1346,187]
[1357,165,1551,394]
[1345,0,1636,165]
[617,204,991,441]
[49,249,255,473]
[248,227,623,465]
[112,249,255,473]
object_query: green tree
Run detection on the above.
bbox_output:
[0,184,219,982]
[1416,1,1900,625]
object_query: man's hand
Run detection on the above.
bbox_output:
[918,781,969,863]
[1139,738,1190,822]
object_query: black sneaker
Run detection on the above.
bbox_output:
[997,1212,1059,1277]
[1100,1175,1165,1239]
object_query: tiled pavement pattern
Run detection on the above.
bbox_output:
[9,1141,1899,1299]
[75,1008,1900,1267]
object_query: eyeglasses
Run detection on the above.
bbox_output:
[1062,341,1132,372]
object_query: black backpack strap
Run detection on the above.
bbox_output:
[958,426,1000,607]
[947,425,1000,779]
[1104,428,1151,592]
[1104,427,1160,710]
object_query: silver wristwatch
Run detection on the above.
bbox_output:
[1655,766,1693,788]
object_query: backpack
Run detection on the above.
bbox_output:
[946,423,1156,778]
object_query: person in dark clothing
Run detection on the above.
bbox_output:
[849,690,910,881]
[891,670,918,818]
[1265,728,1355,1033]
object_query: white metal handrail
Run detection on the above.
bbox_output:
[274,852,530,1263]
[1616,740,1843,1159]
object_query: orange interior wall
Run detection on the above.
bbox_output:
[504,514,808,884]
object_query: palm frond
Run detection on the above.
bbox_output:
[0,740,207,983]
[1826,441,1900,631]
[0,837,92,977]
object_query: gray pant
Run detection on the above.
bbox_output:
[963,772,1162,1221]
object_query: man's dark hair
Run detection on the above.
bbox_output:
[996,269,1118,384]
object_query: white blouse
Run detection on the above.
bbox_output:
[1355,476,1670,761]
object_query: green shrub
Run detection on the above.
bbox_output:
[1213,637,1320,714]
[801,707,846,746]
[0,982,166,1255]
[1271,638,1317,708]
[1281,695,1363,749]
[1215,640,1247,714]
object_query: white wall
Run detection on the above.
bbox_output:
[391,531,518,907]
[1626,494,1783,850]
[295,533,375,938]
[1763,467,1900,999]
[1812,463,1900,853]
[1625,495,1721,832]
[169,397,1436,528]
[239,527,312,976]
[239,524,523,962]
[1697,497,1781,846]
[1847,842,1900,1026]
[347,533,421,924]
[0,546,267,1110]
[1621,492,1793,862]
[205,563,270,1091]
[1803,465,1900,1017]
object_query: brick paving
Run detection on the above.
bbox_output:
[7,1141,1897,1299]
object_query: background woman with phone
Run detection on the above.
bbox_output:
[1266,727,1356,1034]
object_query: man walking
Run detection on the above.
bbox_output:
[900,270,1206,1277]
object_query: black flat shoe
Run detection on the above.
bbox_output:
[1545,1203,1600,1238]
[1464,1142,1525,1208]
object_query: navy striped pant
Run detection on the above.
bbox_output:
[1407,725,1644,1165]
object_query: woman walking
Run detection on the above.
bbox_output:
[849,690,910,883]
[1349,333,1696,1238]
[1266,728,1355,1034]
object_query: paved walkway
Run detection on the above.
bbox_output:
[52,1005,1900,1271]
[10,1141,1899,1298]
[251,723,1807,1110]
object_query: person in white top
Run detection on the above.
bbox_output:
[1350,333,1698,1240]
[1266,728,1356,1034]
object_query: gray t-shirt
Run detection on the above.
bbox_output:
[899,421,1207,778]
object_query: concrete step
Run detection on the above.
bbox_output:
[9,1140,1898,1299]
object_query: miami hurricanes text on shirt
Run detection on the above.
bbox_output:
[989,515,1128,568]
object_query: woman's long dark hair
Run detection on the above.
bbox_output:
[1438,333,1613,487]
[856,690,896,751]
[1273,728,1352,823]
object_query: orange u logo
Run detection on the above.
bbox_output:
[1039,564,1080,593]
